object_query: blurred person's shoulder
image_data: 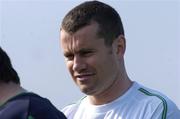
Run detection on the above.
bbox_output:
[0,92,67,119]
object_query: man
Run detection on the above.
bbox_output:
[0,47,67,119]
[60,1,180,119]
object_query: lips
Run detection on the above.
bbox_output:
[75,73,95,81]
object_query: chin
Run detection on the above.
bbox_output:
[80,87,96,95]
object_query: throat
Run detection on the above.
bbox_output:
[89,77,132,105]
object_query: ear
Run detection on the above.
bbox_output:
[114,35,126,58]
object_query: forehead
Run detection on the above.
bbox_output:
[61,22,99,40]
[60,22,102,50]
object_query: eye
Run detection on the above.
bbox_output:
[80,50,94,57]
[64,53,74,61]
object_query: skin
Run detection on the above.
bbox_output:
[60,21,132,105]
[0,82,26,104]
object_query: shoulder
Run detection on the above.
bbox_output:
[25,93,67,119]
[136,83,177,107]
[62,103,78,114]
[61,96,87,118]
[61,103,80,118]
[5,92,66,119]
[135,82,180,118]
[0,93,31,118]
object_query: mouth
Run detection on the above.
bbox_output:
[75,73,95,81]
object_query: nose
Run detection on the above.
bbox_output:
[72,55,86,72]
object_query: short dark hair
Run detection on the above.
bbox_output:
[61,0,124,46]
[0,47,20,84]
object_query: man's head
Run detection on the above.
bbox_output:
[60,1,127,97]
[0,47,20,84]
[61,0,124,46]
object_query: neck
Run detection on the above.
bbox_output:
[0,82,26,104]
[89,70,133,105]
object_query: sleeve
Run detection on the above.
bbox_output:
[28,97,67,119]
[151,101,180,119]
[166,104,180,119]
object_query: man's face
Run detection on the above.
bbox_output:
[60,22,120,96]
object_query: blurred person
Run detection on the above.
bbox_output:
[0,47,67,119]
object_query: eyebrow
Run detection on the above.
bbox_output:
[78,48,95,52]
[63,48,95,56]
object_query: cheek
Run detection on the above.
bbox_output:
[85,57,99,70]
[97,56,115,76]
[66,61,73,74]
[66,61,78,83]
